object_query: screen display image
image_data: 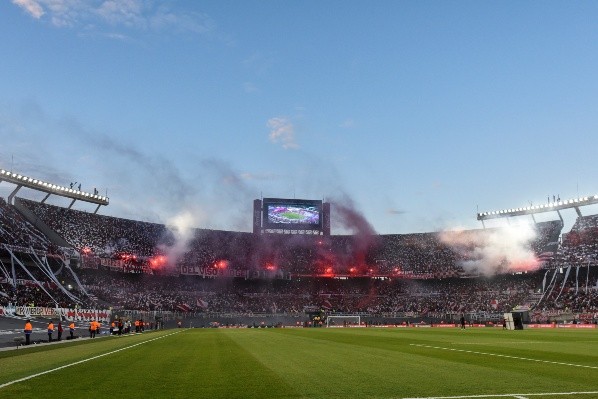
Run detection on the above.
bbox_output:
[262,198,323,230]
[268,204,320,225]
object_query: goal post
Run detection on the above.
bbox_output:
[325,315,361,328]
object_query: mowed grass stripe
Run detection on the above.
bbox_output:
[0,328,299,399]
[222,328,598,398]
[0,330,177,383]
[276,328,598,369]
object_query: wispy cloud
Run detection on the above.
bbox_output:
[12,0,45,19]
[12,0,215,35]
[267,117,299,150]
[387,208,406,215]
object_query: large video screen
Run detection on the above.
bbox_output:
[262,198,323,230]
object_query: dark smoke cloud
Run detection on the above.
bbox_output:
[327,193,379,272]
[329,194,377,237]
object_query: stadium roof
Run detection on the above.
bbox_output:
[477,194,598,221]
[0,169,109,209]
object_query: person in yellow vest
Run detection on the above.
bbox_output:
[24,319,33,345]
[47,321,54,342]
[69,321,75,339]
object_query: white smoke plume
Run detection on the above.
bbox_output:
[439,224,540,276]
[160,209,205,269]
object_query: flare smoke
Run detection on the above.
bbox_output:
[439,224,540,276]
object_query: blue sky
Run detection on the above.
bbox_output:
[1,0,598,234]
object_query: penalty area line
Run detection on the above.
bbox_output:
[0,330,183,390]
[409,344,598,370]
[401,391,598,399]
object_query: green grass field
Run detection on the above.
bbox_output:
[1,327,597,398]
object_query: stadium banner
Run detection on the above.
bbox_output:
[557,324,596,329]
[58,308,112,322]
[0,304,15,316]
[14,306,111,322]
[527,324,556,328]
[179,265,249,278]
[15,306,56,317]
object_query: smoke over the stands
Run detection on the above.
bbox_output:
[61,122,258,268]
[438,223,540,276]
[327,195,378,272]
[159,209,203,268]
[330,195,377,237]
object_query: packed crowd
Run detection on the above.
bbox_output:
[553,214,598,267]
[0,197,595,318]
[0,198,53,251]
[21,199,173,257]
[72,268,544,315]
[15,200,565,278]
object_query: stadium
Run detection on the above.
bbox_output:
[3,2,598,398]
[0,168,597,398]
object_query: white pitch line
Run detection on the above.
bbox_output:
[0,330,182,390]
[410,344,598,370]
[401,391,598,399]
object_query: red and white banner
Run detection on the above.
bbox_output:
[557,324,596,329]
[58,308,111,322]
[527,324,555,328]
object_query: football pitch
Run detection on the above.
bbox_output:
[1,327,597,398]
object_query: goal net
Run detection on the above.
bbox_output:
[326,315,361,328]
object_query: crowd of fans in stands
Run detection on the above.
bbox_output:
[552,214,598,268]
[0,198,53,251]
[0,198,596,320]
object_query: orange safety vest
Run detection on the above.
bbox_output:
[25,322,33,332]
[90,321,96,331]
[48,323,54,331]
[69,323,75,330]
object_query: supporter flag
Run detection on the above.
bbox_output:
[196,298,208,309]
[321,299,333,310]
[177,303,192,312]
[537,252,554,262]
[490,299,498,309]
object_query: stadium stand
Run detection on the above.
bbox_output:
[0,197,596,325]
[553,214,598,267]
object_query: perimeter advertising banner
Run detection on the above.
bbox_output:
[179,265,249,278]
